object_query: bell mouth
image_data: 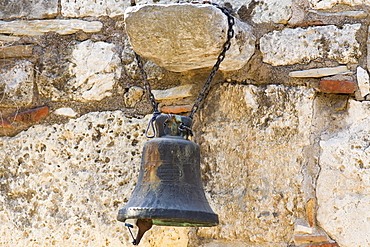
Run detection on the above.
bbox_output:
[117,207,219,227]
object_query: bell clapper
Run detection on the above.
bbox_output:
[125,219,153,245]
[134,219,153,245]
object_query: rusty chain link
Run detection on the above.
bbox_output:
[134,2,235,136]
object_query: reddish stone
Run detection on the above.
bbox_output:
[306,198,316,227]
[0,118,13,128]
[319,80,355,94]
[161,105,192,114]
[12,106,50,123]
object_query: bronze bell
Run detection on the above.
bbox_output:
[117,114,218,245]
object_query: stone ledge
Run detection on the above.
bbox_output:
[289,66,351,78]
[0,45,33,59]
[152,85,194,101]
[0,20,102,36]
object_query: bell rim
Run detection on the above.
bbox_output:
[117,207,219,227]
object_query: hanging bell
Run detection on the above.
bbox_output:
[117,114,218,245]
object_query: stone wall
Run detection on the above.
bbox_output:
[1,0,369,246]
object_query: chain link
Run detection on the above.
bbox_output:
[134,2,235,130]
[188,3,235,119]
[134,52,160,114]
[134,52,161,138]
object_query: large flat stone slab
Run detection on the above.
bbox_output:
[124,4,255,72]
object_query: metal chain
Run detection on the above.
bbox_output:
[134,52,161,138]
[134,52,160,115]
[188,3,235,119]
[134,2,235,135]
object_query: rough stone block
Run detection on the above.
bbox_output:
[295,219,314,234]
[252,0,292,24]
[357,66,370,98]
[309,0,370,9]
[195,84,315,243]
[0,20,102,36]
[53,108,77,118]
[124,86,144,108]
[319,80,355,94]
[260,24,361,66]
[124,4,255,72]
[317,100,370,247]
[0,45,33,59]
[0,0,58,19]
[0,112,147,245]
[0,60,34,107]
[0,112,194,246]
[61,0,127,17]
[289,66,350,78]
[66,40,121,102]
[152,84,194,101]
[310,9,367,18]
